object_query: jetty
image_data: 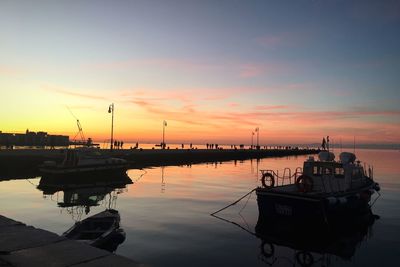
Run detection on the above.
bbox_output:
[0,148,318,180]
[0,215,142,267]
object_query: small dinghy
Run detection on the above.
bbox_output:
[62,209,126,251]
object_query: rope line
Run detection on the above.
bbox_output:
[210,188,256,216]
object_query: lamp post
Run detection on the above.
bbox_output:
[162,120,167,149]
[108,103,114,151]
[251,132,254,149]
[255,127,259,149]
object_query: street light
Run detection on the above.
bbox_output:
[251,132,254,149]
[162,120,167,149]
[108,103,114,151]
[255,127,259,149]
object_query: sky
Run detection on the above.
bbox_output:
[1,0,399,146]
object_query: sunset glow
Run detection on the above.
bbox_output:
[1,1,399,146]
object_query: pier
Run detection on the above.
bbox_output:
[0,148,318,180]
[0,215,142,267]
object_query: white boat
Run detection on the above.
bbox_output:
[39,148,128,177]
[256,151,380,224]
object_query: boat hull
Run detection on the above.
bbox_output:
[256,185,374,226]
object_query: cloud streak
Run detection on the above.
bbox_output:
[42,84,108,100]
[80,57,295,79]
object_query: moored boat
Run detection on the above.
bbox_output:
[62,209,126,251]
[256,151,380,225]
[39,148,128,177]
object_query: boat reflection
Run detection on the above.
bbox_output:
[37,173,133,252]
[255,207,378,266]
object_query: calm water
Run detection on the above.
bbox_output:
[1,149,399,266]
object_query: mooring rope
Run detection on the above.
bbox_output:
[211,213,256,236]
[132,169,147,183]
[371,190,381,207]
[210,188,256,216]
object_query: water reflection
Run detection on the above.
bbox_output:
[37,173,132,252]
[255,207,378,266]
[161,166,166,193]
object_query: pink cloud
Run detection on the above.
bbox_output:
[239,64,265,78]
[228,102,240,107]
[0,65,25,76]
[81,58,222,73]
[255,31,311,48]
[254,105,289,110]
[256,35,284,47]
[351,0,400,21]
[81,57,296,80]
[239,62,294,78]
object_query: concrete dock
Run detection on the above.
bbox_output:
[0,215,142,267]
[0,148,318,180]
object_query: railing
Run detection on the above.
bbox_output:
[260,168,302,186]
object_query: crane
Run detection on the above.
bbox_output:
[67,107,86,144]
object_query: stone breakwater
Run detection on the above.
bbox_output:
[0,148,319,180]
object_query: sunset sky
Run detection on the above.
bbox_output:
[1,0,399,146]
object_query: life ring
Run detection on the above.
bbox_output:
[260,241,275,258]
[296,251,314,267]
[261,173,275,188]
[295,175,313,193]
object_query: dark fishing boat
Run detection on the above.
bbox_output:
[39,148,128,178]
[256,151,380,224]
[62,209,126,251]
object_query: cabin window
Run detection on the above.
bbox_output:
[313,166,321,176]
[335,167,345,178]
[323,167,333,175]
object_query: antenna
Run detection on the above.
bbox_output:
[340,137,342,153]
[353,136,356,154]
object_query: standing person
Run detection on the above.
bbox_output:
[121,141,124,149]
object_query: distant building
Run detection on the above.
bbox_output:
[0,130,69,147]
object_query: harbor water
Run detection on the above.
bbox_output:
[0,149,399,266]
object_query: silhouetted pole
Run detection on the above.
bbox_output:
[108,103,114,151]
[255,127,259,148]
[251,132,254,149]
[162,120,167,149]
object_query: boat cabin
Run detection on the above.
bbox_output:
[260,151,373,195]
[302,152,369,193]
